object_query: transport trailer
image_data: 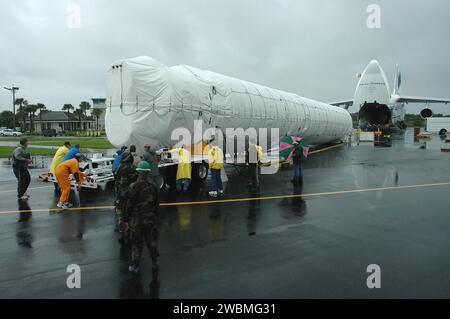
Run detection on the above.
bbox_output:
[104,56,354,188]
[45,153,205,191]
[156,146,280,188]
[45,148,278,191]
[47,157,115,191]
[157,149,209,188]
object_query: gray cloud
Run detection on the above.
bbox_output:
[1,0,449,114]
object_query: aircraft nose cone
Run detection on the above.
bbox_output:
[365,60,382,74]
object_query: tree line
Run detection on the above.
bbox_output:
[0,99,103,131]
[61,101,104,130]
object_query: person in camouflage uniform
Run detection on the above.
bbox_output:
[126,161,160,275]
[114,151,138,237]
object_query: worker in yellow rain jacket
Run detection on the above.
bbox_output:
[256,144,262,163]
[55,153,85,209]
[169,146,192,193]
[50,141,71,174]
[49,141,71,191]
[207,145,224,198]
[245,139,262,192]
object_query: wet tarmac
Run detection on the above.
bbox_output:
[1,129,450,298]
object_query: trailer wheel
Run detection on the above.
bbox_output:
[153,175,164,190]
[192,162,209,182]
[439,128,447,136]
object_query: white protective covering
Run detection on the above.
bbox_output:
[105,56,352,149]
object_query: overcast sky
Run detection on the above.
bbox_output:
[1,0,449,114]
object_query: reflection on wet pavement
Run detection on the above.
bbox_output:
[16,201,33,249]
[2,129,450,298]
[119,242,160,299]
[291,179,307,215]
[247,196,260,237]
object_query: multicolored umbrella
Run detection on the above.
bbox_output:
[279,136,309,161]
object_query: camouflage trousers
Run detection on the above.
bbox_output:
[115,200,128,233]
[130,225,159,267]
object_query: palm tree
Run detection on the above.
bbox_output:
[36,103,47,132]
[17,99,29,130]
[91,108,103,130]
[24,104,38,132]
[36,103,46,118]
[14,98,26,111]
[62,104,74,116]
[73,109,84,131]
[79,101,91,130]
[12,98,25,129]
[62,104,75,131]
[79,101,91,117]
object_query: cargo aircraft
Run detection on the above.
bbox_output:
[330,60,450,130]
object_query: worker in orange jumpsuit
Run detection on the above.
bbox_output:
[55,153,85,209]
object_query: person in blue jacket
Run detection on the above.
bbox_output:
[63,144,81,161]
[112,146,128,173]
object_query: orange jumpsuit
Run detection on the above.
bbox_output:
[55,158,85,204]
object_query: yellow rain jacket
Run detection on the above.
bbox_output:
[208,146,224,170]
[256,145,263,163]
[50,145,70,174]
[170,148,192,180]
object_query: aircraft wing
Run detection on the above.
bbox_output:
[391,94,450,104]
[329,99,353,109]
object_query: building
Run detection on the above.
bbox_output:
[32,111,97,132]
[92,98,107,130]
[94,110,106,130]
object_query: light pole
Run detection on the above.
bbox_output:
[4,85,19,129]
